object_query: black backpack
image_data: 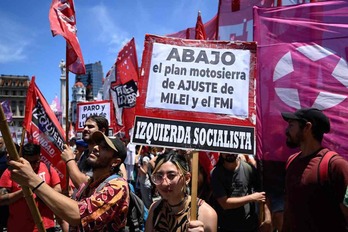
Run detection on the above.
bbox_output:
[97,174,148,232]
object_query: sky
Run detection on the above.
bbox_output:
[0,0,219,104]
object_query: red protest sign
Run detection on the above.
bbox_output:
[133,35,257,154]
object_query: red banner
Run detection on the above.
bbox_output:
[254,1,348,161]
[195,12,207,40]
[49,0,86,74]
[167,15,218,40]
[109,38,139,138]
[134,35,257,154]
[23,77,66,178]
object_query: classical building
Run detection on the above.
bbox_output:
[0,74,30,141]
[0,74,30,127]
[70,77,86,124]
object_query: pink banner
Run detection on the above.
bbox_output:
[254,1,348,161]
[218,0,274,41]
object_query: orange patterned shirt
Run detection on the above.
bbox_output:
[71,175,129,232]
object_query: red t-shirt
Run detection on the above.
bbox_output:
[0,162,61,232]
[283,152,348,232]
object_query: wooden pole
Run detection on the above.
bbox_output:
[0,105,46,232]
[190,151,199,220]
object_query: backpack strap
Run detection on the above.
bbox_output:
[240,160,253,188]
[285,151,301,170]
[96,174,119,192]
[285,149,337,185]
[317,149,337,185]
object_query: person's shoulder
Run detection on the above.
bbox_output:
[198,199,218,227]
[149,199,162,212]
[38,162,51,173]
[199,200,217,214]
[0,168,11,181]
[330,153,348,170]
[107,175,128,188]
[211,165,223,179]
[143,155,151,162]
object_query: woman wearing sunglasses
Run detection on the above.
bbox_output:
[145,150,217,232]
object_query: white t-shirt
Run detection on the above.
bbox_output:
[124,143,136,165]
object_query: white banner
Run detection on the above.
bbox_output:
[77,101,111,130]
[145,43,251,117]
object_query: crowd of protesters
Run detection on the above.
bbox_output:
[0,108,348,231]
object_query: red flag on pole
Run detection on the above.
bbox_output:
[49,0,86,74]
[109,38,139,138]
[23,77,66,177]
[167,15,218,40]
[195,11,207,40]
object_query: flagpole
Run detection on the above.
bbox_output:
[64,43,70,195]
[0,105,46,232]
[190,150,199,220]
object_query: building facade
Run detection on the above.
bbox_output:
[75,61,104,99]
[0,74,30,141]
[70,78,86,124]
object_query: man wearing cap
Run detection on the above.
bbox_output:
[281,108,348,231]
[61,115,109,188]
[61,116,127,189]
[8,131,129,232]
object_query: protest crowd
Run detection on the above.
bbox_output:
[1,0,348,231]
[0,108,347,232]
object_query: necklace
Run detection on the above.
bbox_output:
[168,195,187,208]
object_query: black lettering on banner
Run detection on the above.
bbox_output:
[111,80,138,108]
[165,48,236,66]
[132,116,254,154]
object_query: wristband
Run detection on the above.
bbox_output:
[32,180,45,193]
[65,158,75,164]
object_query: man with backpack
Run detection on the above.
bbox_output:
[211,153,271,232]
[282,108,348,231]
[8,131,129,231]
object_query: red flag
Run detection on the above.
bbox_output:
[254,1,348,162]
[49,0,86,74]
[199,151,219,183]
[195,11,207,40]
[23,77,66,177]
[109,38,139,139]
[167,15,218,40]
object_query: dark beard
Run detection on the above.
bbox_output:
[285,130,302,148]
[86,157,109,170]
